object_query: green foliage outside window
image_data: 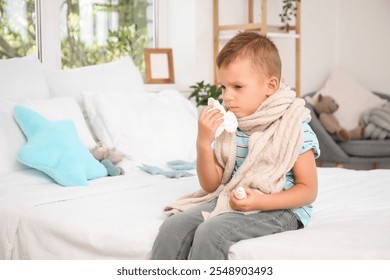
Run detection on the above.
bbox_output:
[0,0,152,72]
[0,0,36,58]
[60,0,152,71]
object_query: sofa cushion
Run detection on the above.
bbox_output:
[0,97,96,176]
[339,140,390,157]
[82,90,198,164]
[0,56,50,99]
[306,67,387,131]
[14,106,106,186]
[44,55,145,108]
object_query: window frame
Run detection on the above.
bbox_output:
[37,0,158,70]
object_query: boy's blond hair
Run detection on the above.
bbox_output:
[216,31,281,81]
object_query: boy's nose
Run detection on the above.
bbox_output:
[223,89,234,101]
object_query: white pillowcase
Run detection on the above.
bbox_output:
[44,55,145,107]
[0,56,50,99]
[307,67,387,130]
[82,90,198,164]
[0,97,96,175]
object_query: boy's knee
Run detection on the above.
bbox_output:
[194,221,218,241]
[192,221,222,251]
[158,215,180,234]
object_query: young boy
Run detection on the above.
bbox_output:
[151,31,319,260]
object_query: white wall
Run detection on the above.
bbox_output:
[157,0,213,88]
[336,0,390,95]
[300,0,338,94]
[165,0,390,96]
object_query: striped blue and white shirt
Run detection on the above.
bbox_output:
[232,122,320,227]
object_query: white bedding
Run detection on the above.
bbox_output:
[1,165,389,260]
[3,55,387,260]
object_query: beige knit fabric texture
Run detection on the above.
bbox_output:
[164,87,311,219]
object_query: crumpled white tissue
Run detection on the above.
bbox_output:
[208,97,238,137]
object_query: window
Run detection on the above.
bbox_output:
[59,0,155,71]
[0,0,155,73]
[0,0,37,59]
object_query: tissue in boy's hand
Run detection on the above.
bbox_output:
[224,111,238,132]
[207,97,238,137]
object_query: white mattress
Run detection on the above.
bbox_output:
[1,163,390,259]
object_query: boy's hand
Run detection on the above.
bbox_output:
[229,187,264,212]
[197,105,224,146]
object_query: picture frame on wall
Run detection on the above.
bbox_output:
[144,48,175,84]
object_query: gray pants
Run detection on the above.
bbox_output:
[151,198,301,260]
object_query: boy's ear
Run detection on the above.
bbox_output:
[266,76,279,96]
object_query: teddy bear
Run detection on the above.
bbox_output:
[91,142,124,176]
[312,94,364,141]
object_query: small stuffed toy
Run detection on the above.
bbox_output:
[312,94,363,141]
[91,142,124,176]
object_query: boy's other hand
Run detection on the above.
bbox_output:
[229,187,264,212]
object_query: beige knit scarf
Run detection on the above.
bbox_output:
[164,87,311,219]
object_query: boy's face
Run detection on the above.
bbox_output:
[217,57,277,118]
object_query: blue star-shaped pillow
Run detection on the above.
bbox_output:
[14,105,107,186]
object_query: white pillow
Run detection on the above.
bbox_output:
[82,90,198,164]
[307,67,387,130]
[0,97,96,175]
[44,55,145,107]
[0,56,50,99]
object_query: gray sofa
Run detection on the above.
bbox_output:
[303,92,390,166]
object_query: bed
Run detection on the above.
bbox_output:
[0,166,389,259]
[1,56,390,260]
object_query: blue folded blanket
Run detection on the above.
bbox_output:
[137,160,195,178]
[166,160,196,170]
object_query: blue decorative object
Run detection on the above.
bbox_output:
[101,159,122,176]
[163,170,194,178]
[137,164,166,175]
[13,106,107,186]
[137,163,194,179]
[166,160,195,170]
